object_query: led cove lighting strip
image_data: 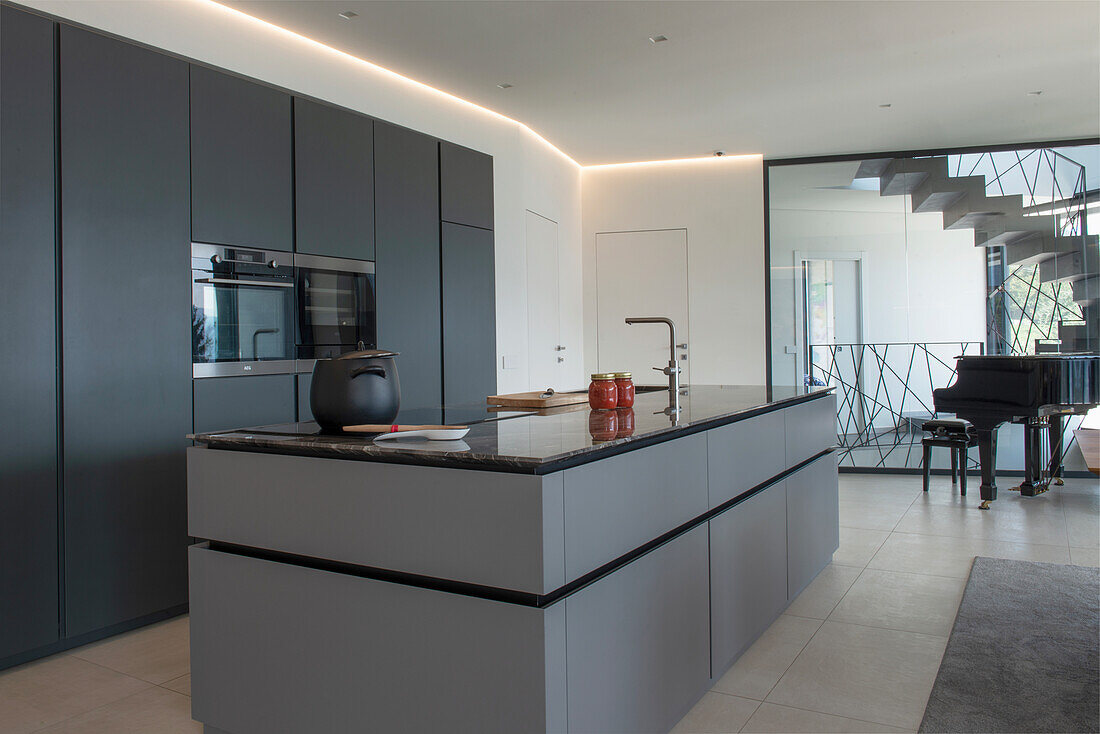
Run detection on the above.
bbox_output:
[201,0,761,169]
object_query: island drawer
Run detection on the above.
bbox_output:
[706,409,786,507]
[561,433,708,582]
[784,394,837,466]
[187,447,566,594]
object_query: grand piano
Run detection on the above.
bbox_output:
[933,354,1099,508]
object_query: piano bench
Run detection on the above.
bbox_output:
[921,420,977,495]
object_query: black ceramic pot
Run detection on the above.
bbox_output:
[310,348,401,431]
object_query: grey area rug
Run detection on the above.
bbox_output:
[920,557,1100,733]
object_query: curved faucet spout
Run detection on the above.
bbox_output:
[624,316,681,398]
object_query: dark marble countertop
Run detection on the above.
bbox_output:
[190,385,834,474]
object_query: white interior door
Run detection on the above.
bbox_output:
[526,210,561,390]
[800,256,864,435]
[596,229,690,386]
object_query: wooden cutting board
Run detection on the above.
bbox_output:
[486,390,589,409]
[487,402,589,416]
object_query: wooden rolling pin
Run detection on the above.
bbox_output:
[342,424,468,434]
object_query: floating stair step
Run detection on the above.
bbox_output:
[1000,233,1085,266]
[910,175,986,213]
[943,194,1023,230]
[1038,240,1100,283]
[854,158,892,180]
[1071,276,1099,306]
[880,157,948,196]
[971,212,1058,245]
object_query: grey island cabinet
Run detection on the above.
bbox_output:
[187,385,837,734]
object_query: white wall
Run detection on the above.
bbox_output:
[20,0,583,396]
[581,157,767,385]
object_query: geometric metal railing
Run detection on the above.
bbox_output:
[809,341,984,468]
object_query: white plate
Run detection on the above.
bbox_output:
[373,427,471,441]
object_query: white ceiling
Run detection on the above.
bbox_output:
[223,0,1100,165]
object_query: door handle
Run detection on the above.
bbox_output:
[194,277,293,288]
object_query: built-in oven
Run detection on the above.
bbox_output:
[294,253,376,361]
[191,243,297,377]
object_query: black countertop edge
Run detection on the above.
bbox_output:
[192,388,835,475]
[198,447,836,608]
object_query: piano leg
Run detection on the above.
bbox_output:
[975,427,998,509]
[1048,414,1065,486]
[1019,420,1042,497]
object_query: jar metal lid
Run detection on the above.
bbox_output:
[612,372,632,379]
[591,373,616,380]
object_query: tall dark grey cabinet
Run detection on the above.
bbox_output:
[440,142,496,417]
[60,26,192,636]
[294,98,375,260]
[0,5,60,661]
[190,65,292,251]
[374,122,442,424]
[442,223,496,421]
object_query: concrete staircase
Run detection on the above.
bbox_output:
[855,156,1098,352]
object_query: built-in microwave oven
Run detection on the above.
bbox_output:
[191,243,297,377]
[294,253,376,360]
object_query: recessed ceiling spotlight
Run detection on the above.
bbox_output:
[1028,90,1043,96]
[338,10,358,20]
[649,34,669,43]
[497,82,513,89]
[879,103,892,108]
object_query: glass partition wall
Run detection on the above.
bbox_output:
[766,142,1099,471]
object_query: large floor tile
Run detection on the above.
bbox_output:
[833,527,890,567]
[162,674,191,697]
[712,615,822,701]
[766,621,946,730]
[867,532,1071,578]
[70,616,189,685]
[740,702,910,733]
[838,478,921,508]
[0,655,150,734]
[839,500,911,531]
[829,568,966,636]
[1065,504,1099,548]
[1070,546,1100,567]
[785,564,862,620]
[671,692,759,734]
[34,686,199,734]
[893,501,1070,546]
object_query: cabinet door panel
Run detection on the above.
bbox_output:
[0,5,60,660]
[61,26,191,636]
[710,483,788,675]
[191,65,292,250]
[442,222,495,422]
[440,141,493,230]
[294,98,374,260]
[374,122,441,424]
[566,525,710,734]
[193,375,296,434]
[786,452,840,598]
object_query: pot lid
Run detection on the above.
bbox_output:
[337,348,399,360]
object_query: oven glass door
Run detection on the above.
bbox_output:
[192,274,296,364]
[296,266,375,354]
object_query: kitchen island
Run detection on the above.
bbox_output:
[187,385,837,734]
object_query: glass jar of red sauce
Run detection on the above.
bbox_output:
[588,408,619,442]
[613,372,635,408]
[588,373,618,410]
